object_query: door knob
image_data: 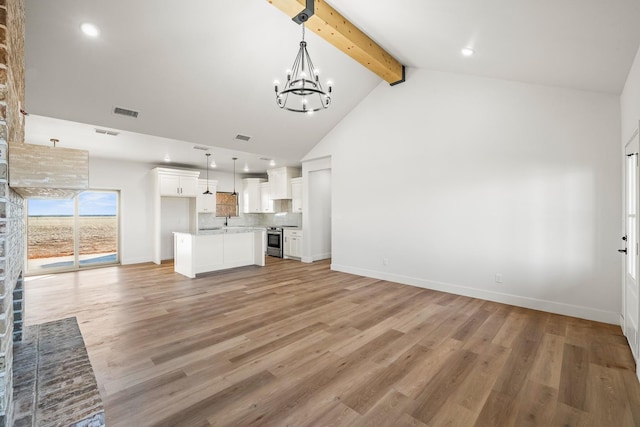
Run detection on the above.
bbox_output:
[623,236,628,241]
[619,249,628,254]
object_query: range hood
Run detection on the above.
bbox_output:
[9,143,89,199]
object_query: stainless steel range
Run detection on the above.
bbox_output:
[266,226,298,258]
[266,227,283,258]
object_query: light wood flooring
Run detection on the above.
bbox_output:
[24,257,640,426]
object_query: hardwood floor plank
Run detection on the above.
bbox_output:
[410,349,479,424]
[513,380,558,426]
[394,338,463,399]
[558,343,589,411]
[473,390,520,427]
[529,333,565,389]
[341,344,430,414]
[622,367,640,426]
[586,363,635,427]
[491,336,540,397]
[451,308,492,342]
[154,370,276,427]
[22,258,640,426]
[350,390,417,427]
[452,342,511,415]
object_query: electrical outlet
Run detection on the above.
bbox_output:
[383,258,389,266]
[495,273,503,283]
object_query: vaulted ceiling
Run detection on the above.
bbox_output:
[24,0,640,173]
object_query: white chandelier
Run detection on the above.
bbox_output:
[275,24,332,113]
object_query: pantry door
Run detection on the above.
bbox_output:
[624,130,640,362]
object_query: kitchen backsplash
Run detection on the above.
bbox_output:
[198,212,302,229]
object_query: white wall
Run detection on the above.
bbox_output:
[621,46,640,142]
[89,158,155,264]
[314,68,622,323]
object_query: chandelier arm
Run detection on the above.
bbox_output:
[302,45,324,91]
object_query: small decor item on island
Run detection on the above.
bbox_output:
[274,22,332,114]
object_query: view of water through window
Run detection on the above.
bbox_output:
[27,191,119,272]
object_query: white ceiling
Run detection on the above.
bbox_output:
[24,0,640,173]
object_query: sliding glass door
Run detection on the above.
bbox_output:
[26,190,119,274]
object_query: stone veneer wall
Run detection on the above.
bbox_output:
[0,0,26,425]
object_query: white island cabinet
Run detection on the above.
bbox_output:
[173,228,265,278]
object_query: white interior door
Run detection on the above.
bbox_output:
[624,129,639,363]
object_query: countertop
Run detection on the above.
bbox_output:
[174,227,266,236]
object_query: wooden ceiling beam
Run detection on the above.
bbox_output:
[267,0,405,85]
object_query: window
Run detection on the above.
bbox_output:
[26,190,119,273]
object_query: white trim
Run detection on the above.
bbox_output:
[331,263,619,324]
[121,257,153,265]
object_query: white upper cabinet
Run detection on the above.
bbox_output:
[196,179,217,213]
[242,178,266,213]
[154,168,200,197]
[260,182,274,213]
[267,167,301,199]
[290,177,303,213]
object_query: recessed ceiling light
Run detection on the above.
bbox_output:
[243,165,250,172]
[164,155,171,162]
[80,23,100,38]
[269,160,276,167]
[461,47,475,57]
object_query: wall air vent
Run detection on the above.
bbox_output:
[95,128,120,136]
[235,134,251,142]
[193,145,210,151]
[113,106,139,118]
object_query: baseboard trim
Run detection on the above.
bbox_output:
[121,257,153,265]
[302,253,331,263]
[331,263,619,324]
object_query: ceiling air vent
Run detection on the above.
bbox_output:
[235,134,251,142]
[193,145,210,151]
[113,106,139,118]
[95,128,120,136]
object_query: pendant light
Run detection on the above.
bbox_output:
[231,157,238,196]
[232,157,238,216]
[203,153,212,195]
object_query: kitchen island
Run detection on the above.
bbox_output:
[173,228,265,278]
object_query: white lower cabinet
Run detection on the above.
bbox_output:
[284,229,303,259]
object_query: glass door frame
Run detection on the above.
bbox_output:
[25,189,121,275]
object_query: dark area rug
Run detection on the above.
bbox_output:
[13,317,105,427]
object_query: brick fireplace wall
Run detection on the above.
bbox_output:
[0,0,26,425]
